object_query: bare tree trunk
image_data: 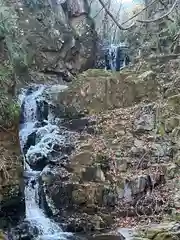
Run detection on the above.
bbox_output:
[112,1,122,43]
[102,0,111,41]
[144,0,149,18]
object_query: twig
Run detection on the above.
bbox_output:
[109,0,122,30]
[121,0,158,25]
[146,53,180,60]
[111,1,123,42]
[93,6,104,18]
[98,0,135,30]
[0,124,17,137]
[137,0,179,23]
[137,151,148,169]
[158,0,174,22]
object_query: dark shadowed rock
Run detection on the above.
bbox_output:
[23,131,36,155]
[36,100,49,122]
[82,166,105,182]
[62,118,89,131]
[10,221,40,240]
[26,151,48,171]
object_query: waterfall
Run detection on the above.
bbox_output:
[103,43,129,71]
[19,85,72,240]
[109,44,117,71]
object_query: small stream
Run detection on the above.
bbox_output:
[19,85,72,240]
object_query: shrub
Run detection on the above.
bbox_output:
[0,63,20,127]
[0,0,29,68]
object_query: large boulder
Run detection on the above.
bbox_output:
[9,221,40,240]
[136,222,180,240]
[47,69,160,115]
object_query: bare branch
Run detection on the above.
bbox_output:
[137,0,179,23]
[98,0,135,30]
[89,0,94,7]
[94,5,105,18]
[109,0,122,30]
[121,0,158,25]
[158,0,174,22]
[112,2,123,42]
[93,0,111,19]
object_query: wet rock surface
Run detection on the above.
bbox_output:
[10,221,40,240]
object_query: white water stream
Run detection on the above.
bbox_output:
[19,85,72,240]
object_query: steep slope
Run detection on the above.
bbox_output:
[38,58,180,237]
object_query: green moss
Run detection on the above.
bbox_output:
[154,232,177,240]
[165,117,180,132]
[0,230,6,239]
[136,225,180,240]
[172,213,180,221]
[167,94,180,115]
[81,69,113,78]
[0,64,13,81]
[145,229,164,239]
[0,63,20,127]
[0,100,20,127]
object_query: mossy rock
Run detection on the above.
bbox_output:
[166,94,180,115]
[53,69,160,117]
[0,231,6,240]
[166,163,179,179]
[154,231,179,240]
[171,127,180,144]
[170,211,180,221]
[173,151,180,165]
[81,69,113,78]
[165,117,180,132]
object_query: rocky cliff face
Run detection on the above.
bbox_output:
[15,0,97,83]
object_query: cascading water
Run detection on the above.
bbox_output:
[103,43,129,71]
[19,85,72,240]
[109,44,117,71]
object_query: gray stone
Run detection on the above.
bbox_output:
[134,104,155,132]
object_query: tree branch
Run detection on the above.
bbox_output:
[98,0,135,30]
[94,5,105,18]
[137,0,179,23]
[121,0,158,25]
[108,1,122,32]
[158,0,174,22]
[112,1,123,42]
